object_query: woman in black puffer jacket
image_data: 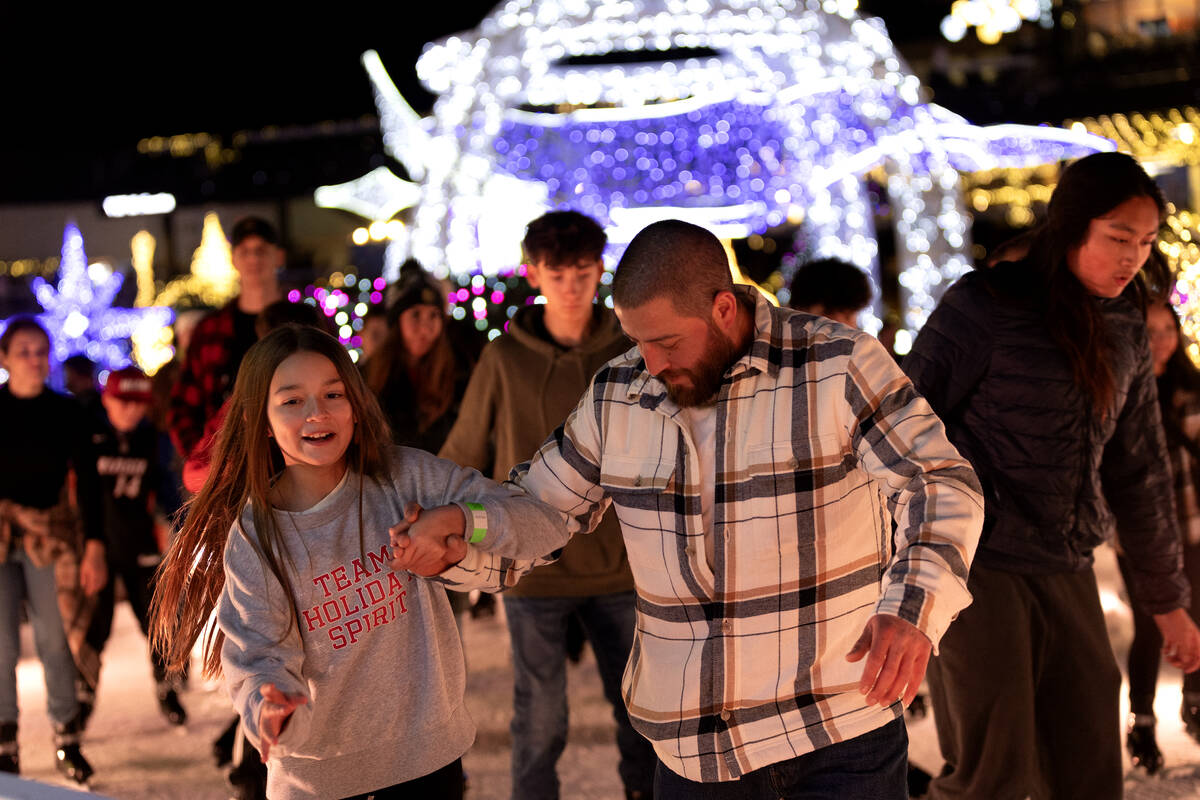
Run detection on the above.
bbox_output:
[903,152,1200,800]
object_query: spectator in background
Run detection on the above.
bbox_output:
[438,210,655,800]
[367,268,473,453]
[786,257,872,327]
[81,367,187,729]
[168,216,283,461]
[358,305,389,366]
[1121,300,1200,774]
[0,317,102,785]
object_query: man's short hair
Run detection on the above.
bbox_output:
[522,210,606,267]
[787,258,871,314]
[230,216,280,248]
[612,220,733,318]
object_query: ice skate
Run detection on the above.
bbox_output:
[1126,714,1163,775]
[157,685,188,726]
[53,717,93,785]
[0,722,17,774]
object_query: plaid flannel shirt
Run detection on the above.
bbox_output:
[442,288,983,782]
[168,301,242,458]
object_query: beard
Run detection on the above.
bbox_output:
[660,321,741,408]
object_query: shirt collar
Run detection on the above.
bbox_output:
[624,285,780,405]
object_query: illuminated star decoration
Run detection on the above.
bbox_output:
[27,222,173,377]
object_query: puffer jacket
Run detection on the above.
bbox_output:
[903,260,1188,614]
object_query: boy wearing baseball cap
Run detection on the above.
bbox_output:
[82,367,187,727]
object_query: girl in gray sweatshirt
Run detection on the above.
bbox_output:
[150,325,568,800]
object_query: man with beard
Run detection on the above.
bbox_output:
[392,219,985,798]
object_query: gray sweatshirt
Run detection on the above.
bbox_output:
[217,446,569,799]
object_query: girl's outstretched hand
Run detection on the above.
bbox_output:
[389,501,469,576]
[258,683,308,762]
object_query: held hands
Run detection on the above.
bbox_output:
[257,683,308,763]
[79,539,108,596]
[846,613,932,708]
[1153,607,1200,672]
[388,502,469,577]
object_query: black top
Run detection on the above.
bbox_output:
[903,261,1187,613]
[91,420,171,565]
[0,385,102,541]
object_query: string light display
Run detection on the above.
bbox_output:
[940,0,1052,44]
[1067,109,1200,168]
[0,223,173,382]
[151,212,239,309]
[342,0,1111,341]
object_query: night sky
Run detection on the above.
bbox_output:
[0,3,943,204]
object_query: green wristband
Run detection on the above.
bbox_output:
[465,502,487,544]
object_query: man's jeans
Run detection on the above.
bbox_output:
[505,591,656,800]
[654,716,908,800]
[0,547,81,725]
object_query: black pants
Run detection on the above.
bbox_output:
[927,565,1122,800]
[1117,543,1200,715]
[340,759,464,800]
[84,558,169,685]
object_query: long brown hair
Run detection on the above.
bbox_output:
[366,312,457,431]
[150,325,393,678]
[1028,152,1165,416]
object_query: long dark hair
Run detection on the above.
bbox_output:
[150,325,393,677]
[1027,152,1165,415]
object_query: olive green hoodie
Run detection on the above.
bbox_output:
[439,304,634,597]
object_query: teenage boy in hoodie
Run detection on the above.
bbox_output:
[439,211,656,800]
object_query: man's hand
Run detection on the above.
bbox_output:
[1153,607,1200,672]
[389,502,469,577]
[258,683,308,763]
[79,540,108,596]
[846,613,932,707]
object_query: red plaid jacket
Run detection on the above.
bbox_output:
[168,302,243,459]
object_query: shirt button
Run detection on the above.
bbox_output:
[788,457,799,469]
[720,710,731,721]
[634,476,644,487]
[722,619,732,632]
[685,544,696,556]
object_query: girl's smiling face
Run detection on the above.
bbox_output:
[266,350,356,471]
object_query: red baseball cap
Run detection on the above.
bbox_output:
[104,366,152,403]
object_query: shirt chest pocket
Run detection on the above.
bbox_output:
[599,454,677,500]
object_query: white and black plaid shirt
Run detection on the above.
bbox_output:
[442,288,984,782]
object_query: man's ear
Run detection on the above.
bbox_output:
[711,289,739,332]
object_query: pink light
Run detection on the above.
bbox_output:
[471,284,484,296]
[370,291,383,304]
[287,290,300,303]
[350,336,362,346]
[374,278,386,290]
[473,310,486,320]
[490,291,504,303]
[446,292,457,304]
[324,307,336,317]
[456,288,469,302]
[315,288,328,301]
